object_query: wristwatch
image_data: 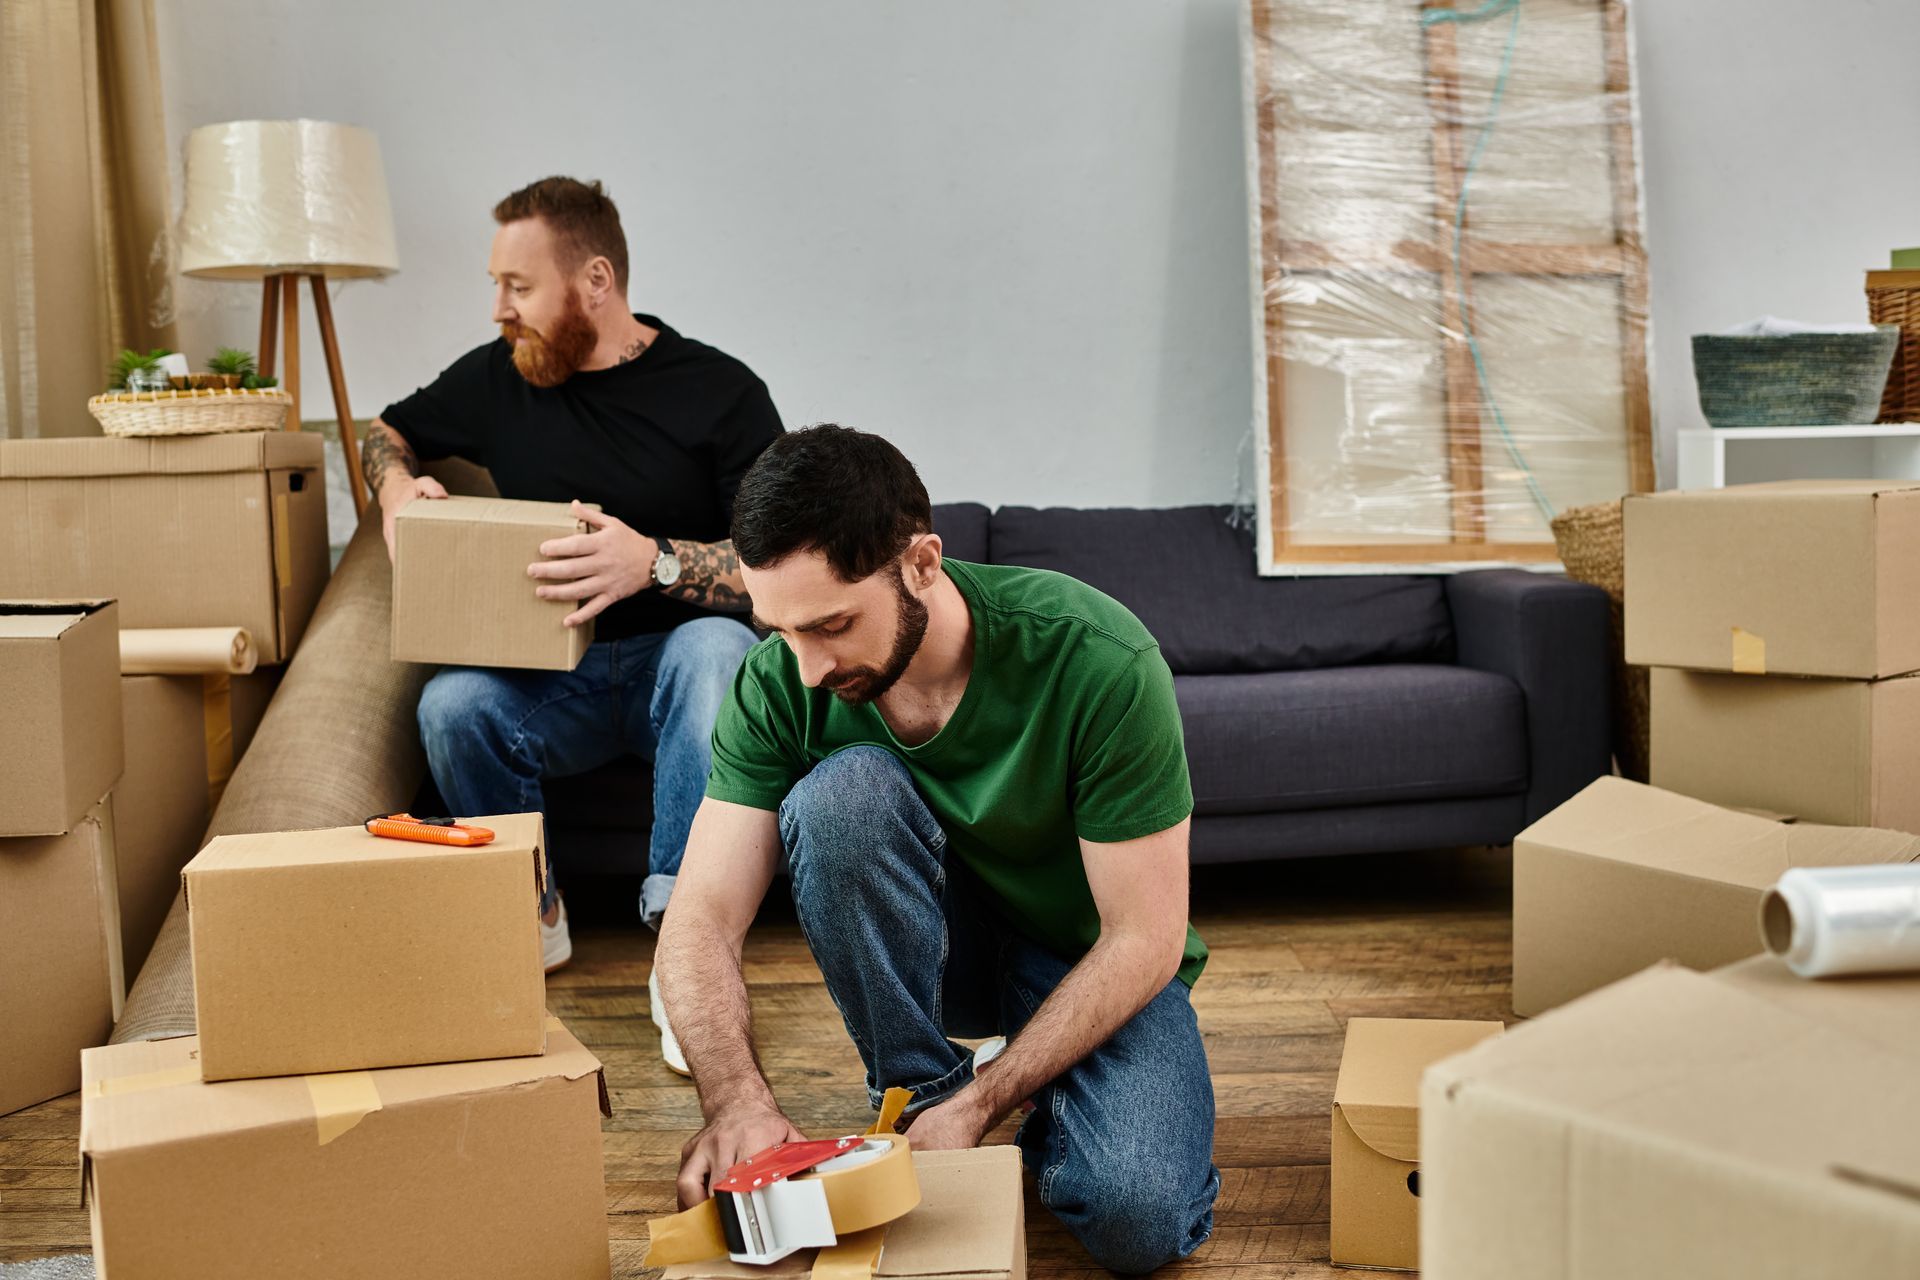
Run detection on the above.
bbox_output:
[650,537,683,588]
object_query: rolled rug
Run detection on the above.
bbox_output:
[111,460,495,1043]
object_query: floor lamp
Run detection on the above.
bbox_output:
[177,120,400,514]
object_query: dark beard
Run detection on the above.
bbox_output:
[823,567,930,706]
[501,288,597,387]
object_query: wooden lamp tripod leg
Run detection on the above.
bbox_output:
[310,275,368,514]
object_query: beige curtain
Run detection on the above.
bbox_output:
[0,0,176,439]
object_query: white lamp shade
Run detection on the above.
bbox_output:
[179,119,400,280]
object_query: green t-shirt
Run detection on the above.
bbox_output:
[706,558,1207,987]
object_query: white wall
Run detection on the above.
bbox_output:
[157,0,1920,512]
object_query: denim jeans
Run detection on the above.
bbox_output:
[416,615,756,925]
[780,745,1219,1275]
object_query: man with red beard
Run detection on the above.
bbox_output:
[362,177,781,1074]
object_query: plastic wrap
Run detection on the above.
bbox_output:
[1242,0,1652,573]
[1763,865,1920,979]
[177,120,399,280]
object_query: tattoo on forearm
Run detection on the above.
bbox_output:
[361,424,419,493]
[664,539,749,611]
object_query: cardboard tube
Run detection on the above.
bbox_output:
[120,627,257,675]
[1761,864,1920,978]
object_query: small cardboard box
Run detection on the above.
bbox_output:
[664,1145,1025,1280]
[1,798,125,1116]
[1512,776,1920,1017]
[0,600,124,837]
[1650,665,1920,834]
[392,496,593,671]
[1329,1017,1503,1271]
[1623,480,1920,679]
[183,812,548,1081]
[1420,962,1920,1280]
[81,1016,612,1280]
[116,671,277,974]
[0,433,329,663]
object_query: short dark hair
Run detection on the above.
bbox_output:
[492,176,629,293]
[732,425,933,581]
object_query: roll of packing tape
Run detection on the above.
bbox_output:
[1761,864,1920,978]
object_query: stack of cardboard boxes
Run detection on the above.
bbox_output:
[0,432,329,1093]
[79,813,616,1279]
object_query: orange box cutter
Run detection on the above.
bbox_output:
[363,813,496,847]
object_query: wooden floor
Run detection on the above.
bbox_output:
[0,847,1516,1277]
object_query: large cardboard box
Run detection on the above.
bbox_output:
[1330,1017,1503,1271]
[0,433,329,663]
[1420,962,1920,1279]
[663,1146,1026,1280]
[116,671,278,974]
[184,812,548,1081]
[81,1016,612,1279]
[1512,776,1920,1016]
[1651,665,1920,834]
[0,599,124,837]
[392,496,593,670]
[1623,480,1920,679]
[1,798,125,1115]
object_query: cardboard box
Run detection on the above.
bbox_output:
[1623,480,1920,679]
[1651,665,1920,834]
[1330,1018,1503,1271]
[0,433,329,663]
[392,496,593,670]
[1,798,125,1115]
[1512,776,1920,1017]
[116,671,278,975]
[1420,962,1920,1279]
[183,812,548,1081]
[663,1145,1026,1280]
[81,1016,611,1279]
[0,599,124,837]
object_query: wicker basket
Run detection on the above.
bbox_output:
[1550,498,1648,783]
[1691,328,1899,428]
[87,388,291,437]
[1866,270,1920,422]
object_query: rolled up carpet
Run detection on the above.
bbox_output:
[111,461,494,1043]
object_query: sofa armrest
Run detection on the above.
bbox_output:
[1446,569,1611,825]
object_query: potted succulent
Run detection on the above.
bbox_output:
[107,348,175,393]
[240,372,279,390]
[198,347,259,390]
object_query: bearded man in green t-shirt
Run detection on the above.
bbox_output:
[654,425,1218,1274]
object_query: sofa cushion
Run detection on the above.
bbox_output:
[932,502,990,565]
[989,505,1452,674]
[1176,665,1527,816]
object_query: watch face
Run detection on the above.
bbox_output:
[656,552,683,586]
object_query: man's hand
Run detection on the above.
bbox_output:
[677,1101,807,1210]
[379,473,449,561]
[530,500,657,628]
[901,1089,992,1152]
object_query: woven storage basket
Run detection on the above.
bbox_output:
[1691,328,1899,428]
[1866,271,1920,422]
[1550,498,1648,783]
[87,388,291,437]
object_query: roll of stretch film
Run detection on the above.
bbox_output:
[1761,864,1920,978]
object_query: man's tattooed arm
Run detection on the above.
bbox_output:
[362,419,421,497]
[660,539,750,612]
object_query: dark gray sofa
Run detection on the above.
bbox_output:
[533,503,1611,872]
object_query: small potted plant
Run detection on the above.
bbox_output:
[240,372,279,390]
[108,348,174,393]
[200,347,259,390]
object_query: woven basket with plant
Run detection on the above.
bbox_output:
[1550,498,1648,782]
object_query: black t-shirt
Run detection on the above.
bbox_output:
[381,315,782,640]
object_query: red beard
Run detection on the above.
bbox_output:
[501,288,597,387]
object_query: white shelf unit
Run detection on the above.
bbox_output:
[1676,424,1920,489]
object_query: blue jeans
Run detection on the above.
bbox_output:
[780,745,1219,1275]
[417,616,755,925]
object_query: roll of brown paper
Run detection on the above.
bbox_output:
[120,627,257,675]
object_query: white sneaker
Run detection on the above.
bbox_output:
[541,896,572,974]
[650,967,690,1076]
